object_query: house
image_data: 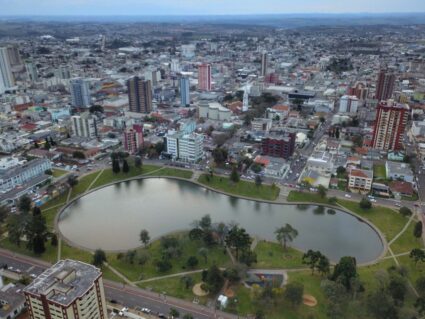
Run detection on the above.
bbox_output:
[348,168,373,191]
[389,181,415,197]
[306,151,333,175]
[385,161,414,183]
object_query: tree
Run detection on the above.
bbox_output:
[183,314,194,319]
[169,308,180,318]
[92,249,107,267]
[410,248,425,266]
[400,206,413,217]
[198,247,208,263]
[7,214,27,247]
[302,250,321,274]
[415,297,425,315]
[72,151,85,159]
[25,214,48,255]
[388,273,407,304]
[199,214,212,231]
[0,205,10,223]
[51,233,58,247]
[156,259,172,272]
[284,282,304,306]
[122,159,130,173]
[134,156,142,169]
[331,256,358,291]
[317,255,330,276]
[44,138,51,150]
[225,226,251,261]
[336,166,346,176]
[255,175,262,187]
[140,229,150,246]
[18,195,32,213]
[230,166,240,183]
[186,256,199,269]
[359,197,372,209]
[180,275,194,290]
[89,105,104,113]
[417,276,425,297]
[414,221,423,239]
[275,224,298,250]
[112,159,120,174]
[328,197,338,205]
[67,175,78,188]
[205,265,224,293]
[32,206,41,216]
[317,185,327,198]
[212,147,228,165]
[367,290,398,319]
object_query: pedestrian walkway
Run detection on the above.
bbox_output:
[86,168,105,192]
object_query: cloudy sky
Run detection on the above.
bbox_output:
[0,0,424,15]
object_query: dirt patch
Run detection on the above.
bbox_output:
[303,294,317,307]
[224,287,235,298]
[192,283,209,296]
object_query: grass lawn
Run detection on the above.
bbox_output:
[102,266,126,284]
[198,174,279,201]
[287,191,332,205]
[357,258,396,291]
[389,221,423,254]
[337,199,408,242]
[90,165,159,189]
[0,238,58,264]
[373,164,386,179]
[234,271,328,319]
[108,233,231,282]
[61,242,93,264]
[138,273,203,302]
[70,171,102,199]
[154,167,193,179]
[40,192,68,228]
[52,168,68,178]
[253,241,304,269]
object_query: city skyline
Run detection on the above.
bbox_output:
[0,0,424,16]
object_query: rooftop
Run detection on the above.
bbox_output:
[23,259,101,307]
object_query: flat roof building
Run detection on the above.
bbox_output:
[23,259,108,319]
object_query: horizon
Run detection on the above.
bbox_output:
[1,0,425,16]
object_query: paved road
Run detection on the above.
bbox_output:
[0,249,242,319]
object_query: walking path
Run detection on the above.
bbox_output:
[86,169,105,192]
[388,212,416,246]
[105,263,136,287]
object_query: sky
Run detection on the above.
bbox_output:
[0,0,424,16]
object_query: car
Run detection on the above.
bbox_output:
[30,273,37,279]
[345,194,352,198]
[370,199,377,203]
[141,308,151,314]
[395,203,402,207]
[158,314,166,319]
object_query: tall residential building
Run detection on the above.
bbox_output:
[70,78,91,108]
[127,77,152,114]
[260,51,268,77]
[198,64,211,91]
[375,69,395,101]
[25,61,38,83]
[23,259,108,319]
[166,131,204,163]
[71,112,97,138]
[261,133,296,159]
[242,87,249,112]
[0,47,15,90]
[372,100,409,151]
[123,124,144,154]
[180,77,190,106]
[55,65,71,79]
[339,95,359,113]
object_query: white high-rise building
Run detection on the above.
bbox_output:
[166,131,204,163]
[0,47,15,91]
[339,95,359,113]
[71,112,97,138]
[170,59,180,72]
[242,86,249,112]
[181,44,196,59]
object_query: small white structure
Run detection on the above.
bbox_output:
[217,295,228,308]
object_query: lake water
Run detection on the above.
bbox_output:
[58,178,384,263]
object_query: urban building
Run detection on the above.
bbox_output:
[127,77,152,114]
[0,282,25,319]
[25,61,39,83]
[371,100,409,151]
[339,95,359,113]
[348,82,369,100]
[180,77,190,106]
[166,131,204,163]
[261,133,296,159]
[69,78,91,108]
[348,168,373,191]
[23,259,108,319]
[55,66,71,80]
[181,44,196,59]
[385,161,414,183]
[123,124,144,154]
[71,113,98,138]
[198,63,212,91]
[306,151,334,175]
[198,102,231,121]
[260,51,268,76]
[0,158,51,193]
[252,118,273,132]
[0,47,15,92]
[375,69,395,101]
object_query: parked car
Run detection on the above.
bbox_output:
[345,194,352,198]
